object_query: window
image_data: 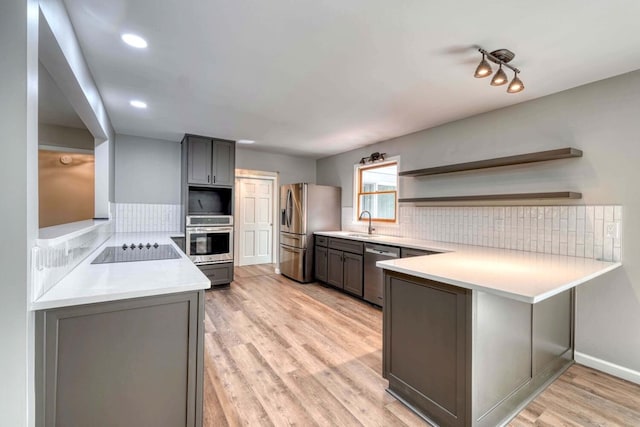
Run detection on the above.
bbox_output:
[356,160,398,222]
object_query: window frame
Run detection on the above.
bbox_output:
[354,158,399,224]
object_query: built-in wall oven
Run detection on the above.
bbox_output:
[185,215,233,265]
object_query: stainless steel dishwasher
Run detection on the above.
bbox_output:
[363,243,400,306]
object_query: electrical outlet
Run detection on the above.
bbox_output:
[495,218,505,232]
[605,222,620,239]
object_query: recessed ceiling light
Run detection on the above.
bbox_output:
[237,139,255,144]
[121,33,148,49]
[129,100,147,109]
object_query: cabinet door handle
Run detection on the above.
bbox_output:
[207,174,210,183]
[213,176,216,183]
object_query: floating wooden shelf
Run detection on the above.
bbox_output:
[399,192,582,203]
[399,148,583,177]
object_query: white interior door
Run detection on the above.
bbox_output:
[238,177,274,266]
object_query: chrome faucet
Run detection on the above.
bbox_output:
[359,210,375,235]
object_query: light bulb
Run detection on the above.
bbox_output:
[491,65,508,86]
[507,73,525,93]
[474,53,493,78]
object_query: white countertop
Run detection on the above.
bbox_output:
[32,232,210,310]
[315,231,621,303]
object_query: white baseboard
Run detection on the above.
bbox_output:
[575,352,640,385]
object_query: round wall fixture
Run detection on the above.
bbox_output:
[59,155,73,165]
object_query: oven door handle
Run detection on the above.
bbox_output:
[187,227,234,234]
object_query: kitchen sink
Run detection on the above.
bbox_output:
[347,233,375,238]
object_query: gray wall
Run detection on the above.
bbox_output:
[317,70,640,375]
[113,139,316,204]
[115,134,181,204]
[0,0,35,424]
[236,147,316,185]
[39,123,94,150]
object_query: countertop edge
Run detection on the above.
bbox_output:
[31,281,211,311]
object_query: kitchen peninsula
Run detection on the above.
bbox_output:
[32,227,210,427]
[377,244,621,427]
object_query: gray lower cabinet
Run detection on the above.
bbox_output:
[316,237,375,298]
[314,245,328,282]
[36,290,205,427]
[384,273,471,427]
[327,248,344,288]
[198,262,234,286]
[343,252,364,296]
[324,238,364,297]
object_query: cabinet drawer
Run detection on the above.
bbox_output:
[315,235,328,247]
[198,262,234,286]
[328,238,364,254]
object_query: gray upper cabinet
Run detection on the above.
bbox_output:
[212,140,235,186]
[185,135,235,187]
[187,136,213,184]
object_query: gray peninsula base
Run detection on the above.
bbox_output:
[383,271,573,427]
[35,290,205,427]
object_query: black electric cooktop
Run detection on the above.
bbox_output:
[91,243,181,264]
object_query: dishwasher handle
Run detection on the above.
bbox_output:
[365,247,400,258]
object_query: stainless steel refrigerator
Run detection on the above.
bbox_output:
[279,183,341,283]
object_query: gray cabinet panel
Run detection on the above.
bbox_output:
[315,245,328,283]
[212,140,235,186]
[384,273,470,427]
[343,252,363,296]
[199,262,234,286]
[474,292,532,418]
[187,136,213,184]
[36,291,204,427]
[327,249,344,289]
[315,235,328,247]
[328,237,363,254]
[532,289,572,375]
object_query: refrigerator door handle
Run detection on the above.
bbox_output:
[286,189,293,227]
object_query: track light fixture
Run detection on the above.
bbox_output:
[474,48,524,93]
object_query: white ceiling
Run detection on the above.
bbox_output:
[62,0,640,158]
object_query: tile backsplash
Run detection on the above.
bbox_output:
[114,203,181,233]
[343,205,622,262]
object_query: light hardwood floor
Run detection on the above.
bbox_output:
[203,264,640,426]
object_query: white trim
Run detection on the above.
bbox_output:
[574,351,640,385]
[352,155,401,224]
